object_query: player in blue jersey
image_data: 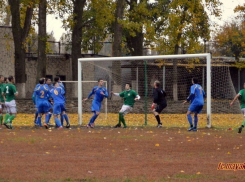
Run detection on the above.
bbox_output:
[50,81,70,129]
[83,78,108,128]
[32,77,45,126]
[54,76,67,126]
[183,77,205,131]
[44,78,54,127]
[33,78,52,127]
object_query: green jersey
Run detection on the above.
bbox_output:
[119,89,138,107]
[3,83,18,102]
[239,89,245,109]
[0,83,5,102]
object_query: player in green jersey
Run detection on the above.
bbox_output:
[111,83,140,128]
[230,83,245,133]
[2,76,18,129]
[0,75,5,126]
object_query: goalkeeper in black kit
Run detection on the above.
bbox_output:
[152,81,167,128]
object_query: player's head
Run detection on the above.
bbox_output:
[45,78,52,85]
[125,83,131,90]
[192,77,198,84]
[0,75,4,82]
[154,80,160,88]
[98,78,103,86]
[53,81,59,87]
[8,76,14,83]
[4,77,8,83]
[39,78,45,85]
[54,76,60,82]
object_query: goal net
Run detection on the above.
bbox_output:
[77,54,241,128]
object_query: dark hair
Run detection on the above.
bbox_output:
[192,77,198,84]
[98,78,103,82]
[126,83,132,88]
[45,77,51,82]
[54,76,60,82]
[8,76,14,82]
[0,75,3,78]
[4,77,8,82]
[39,78,45,84]
[154,80,160,87]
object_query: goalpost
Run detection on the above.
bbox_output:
[78,53,212,127]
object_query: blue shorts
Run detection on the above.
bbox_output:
[188,104,203,114]
[91,101,101,112]
[37,102,50,114]
[53,103,66,115]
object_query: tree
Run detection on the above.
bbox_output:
[156,0,221,101]
[36,0,47,82]
[112,0,125,85]
[8,0,34,93]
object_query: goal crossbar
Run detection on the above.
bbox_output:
[78,53,212,127]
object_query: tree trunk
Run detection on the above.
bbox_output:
[8,0,33,84]
[127,31,143,56]
[37,0,47,82]
[71,0,86,81]
[112,0,125,85]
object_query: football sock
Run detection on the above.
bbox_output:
[0,114,3,125]
[194,115,198,128]
[63,114,70,125]
[8,115,16,123]
[121,115,126,127]
[45,115,50,124]
[60,115,64,126]
[4,113,10,124]
[89,112,98,124]
[37,116,42,127]
[55,117,62,127]
[155,115,161,124]
[187,114,193,127]
[34,111,38,124]
[118,113,123,125]
[242,120,245,127]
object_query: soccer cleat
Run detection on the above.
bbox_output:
[66,124,70,128]
[58,126,63,129]
[238,126,243,133]
[3,123,10,129]
[114,124,121,128]
[157,123,162,128]
[44,123,49,129]
[187,127,194,131]
[86,124,91,128]
[192,128,197,132]
[123,126,127,129]
[90,123,94,128]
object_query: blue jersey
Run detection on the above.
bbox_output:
[45,84,53,90]
[88,86,108,103]
[187,84,205,105]
[50,87,65,104]
[33,85,51,105]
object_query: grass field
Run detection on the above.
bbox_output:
[0,113,244,182]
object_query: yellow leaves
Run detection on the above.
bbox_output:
[155,143,160,147]
[227,152,231,155]
[180,170,185,173]
[196,172,201,175]
[45,152,50,154]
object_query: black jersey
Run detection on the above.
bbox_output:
[153,87,167,105]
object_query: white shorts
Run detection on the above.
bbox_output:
[5,100,17,114]
[242,108,245,117]
[119,105,133,116]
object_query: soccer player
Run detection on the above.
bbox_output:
[230,82,245,133]
[33,78,51,128]
[152,81,167,128]
[0,75,5,125]
[54,76,67,126]
[111,83,140,128]
[183,77,205,132]
[50,82,70,129]
[44,78,54,125]
[2,76,18,129]
[83,78,108,128]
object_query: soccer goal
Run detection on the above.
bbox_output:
[77,54,241,128]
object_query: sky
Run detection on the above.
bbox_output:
[46,0,245,41]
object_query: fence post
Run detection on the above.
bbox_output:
[144,60,148,125]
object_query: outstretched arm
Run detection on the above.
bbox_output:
[230,94,240,107]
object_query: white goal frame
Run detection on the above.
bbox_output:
[78,53,212,128]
